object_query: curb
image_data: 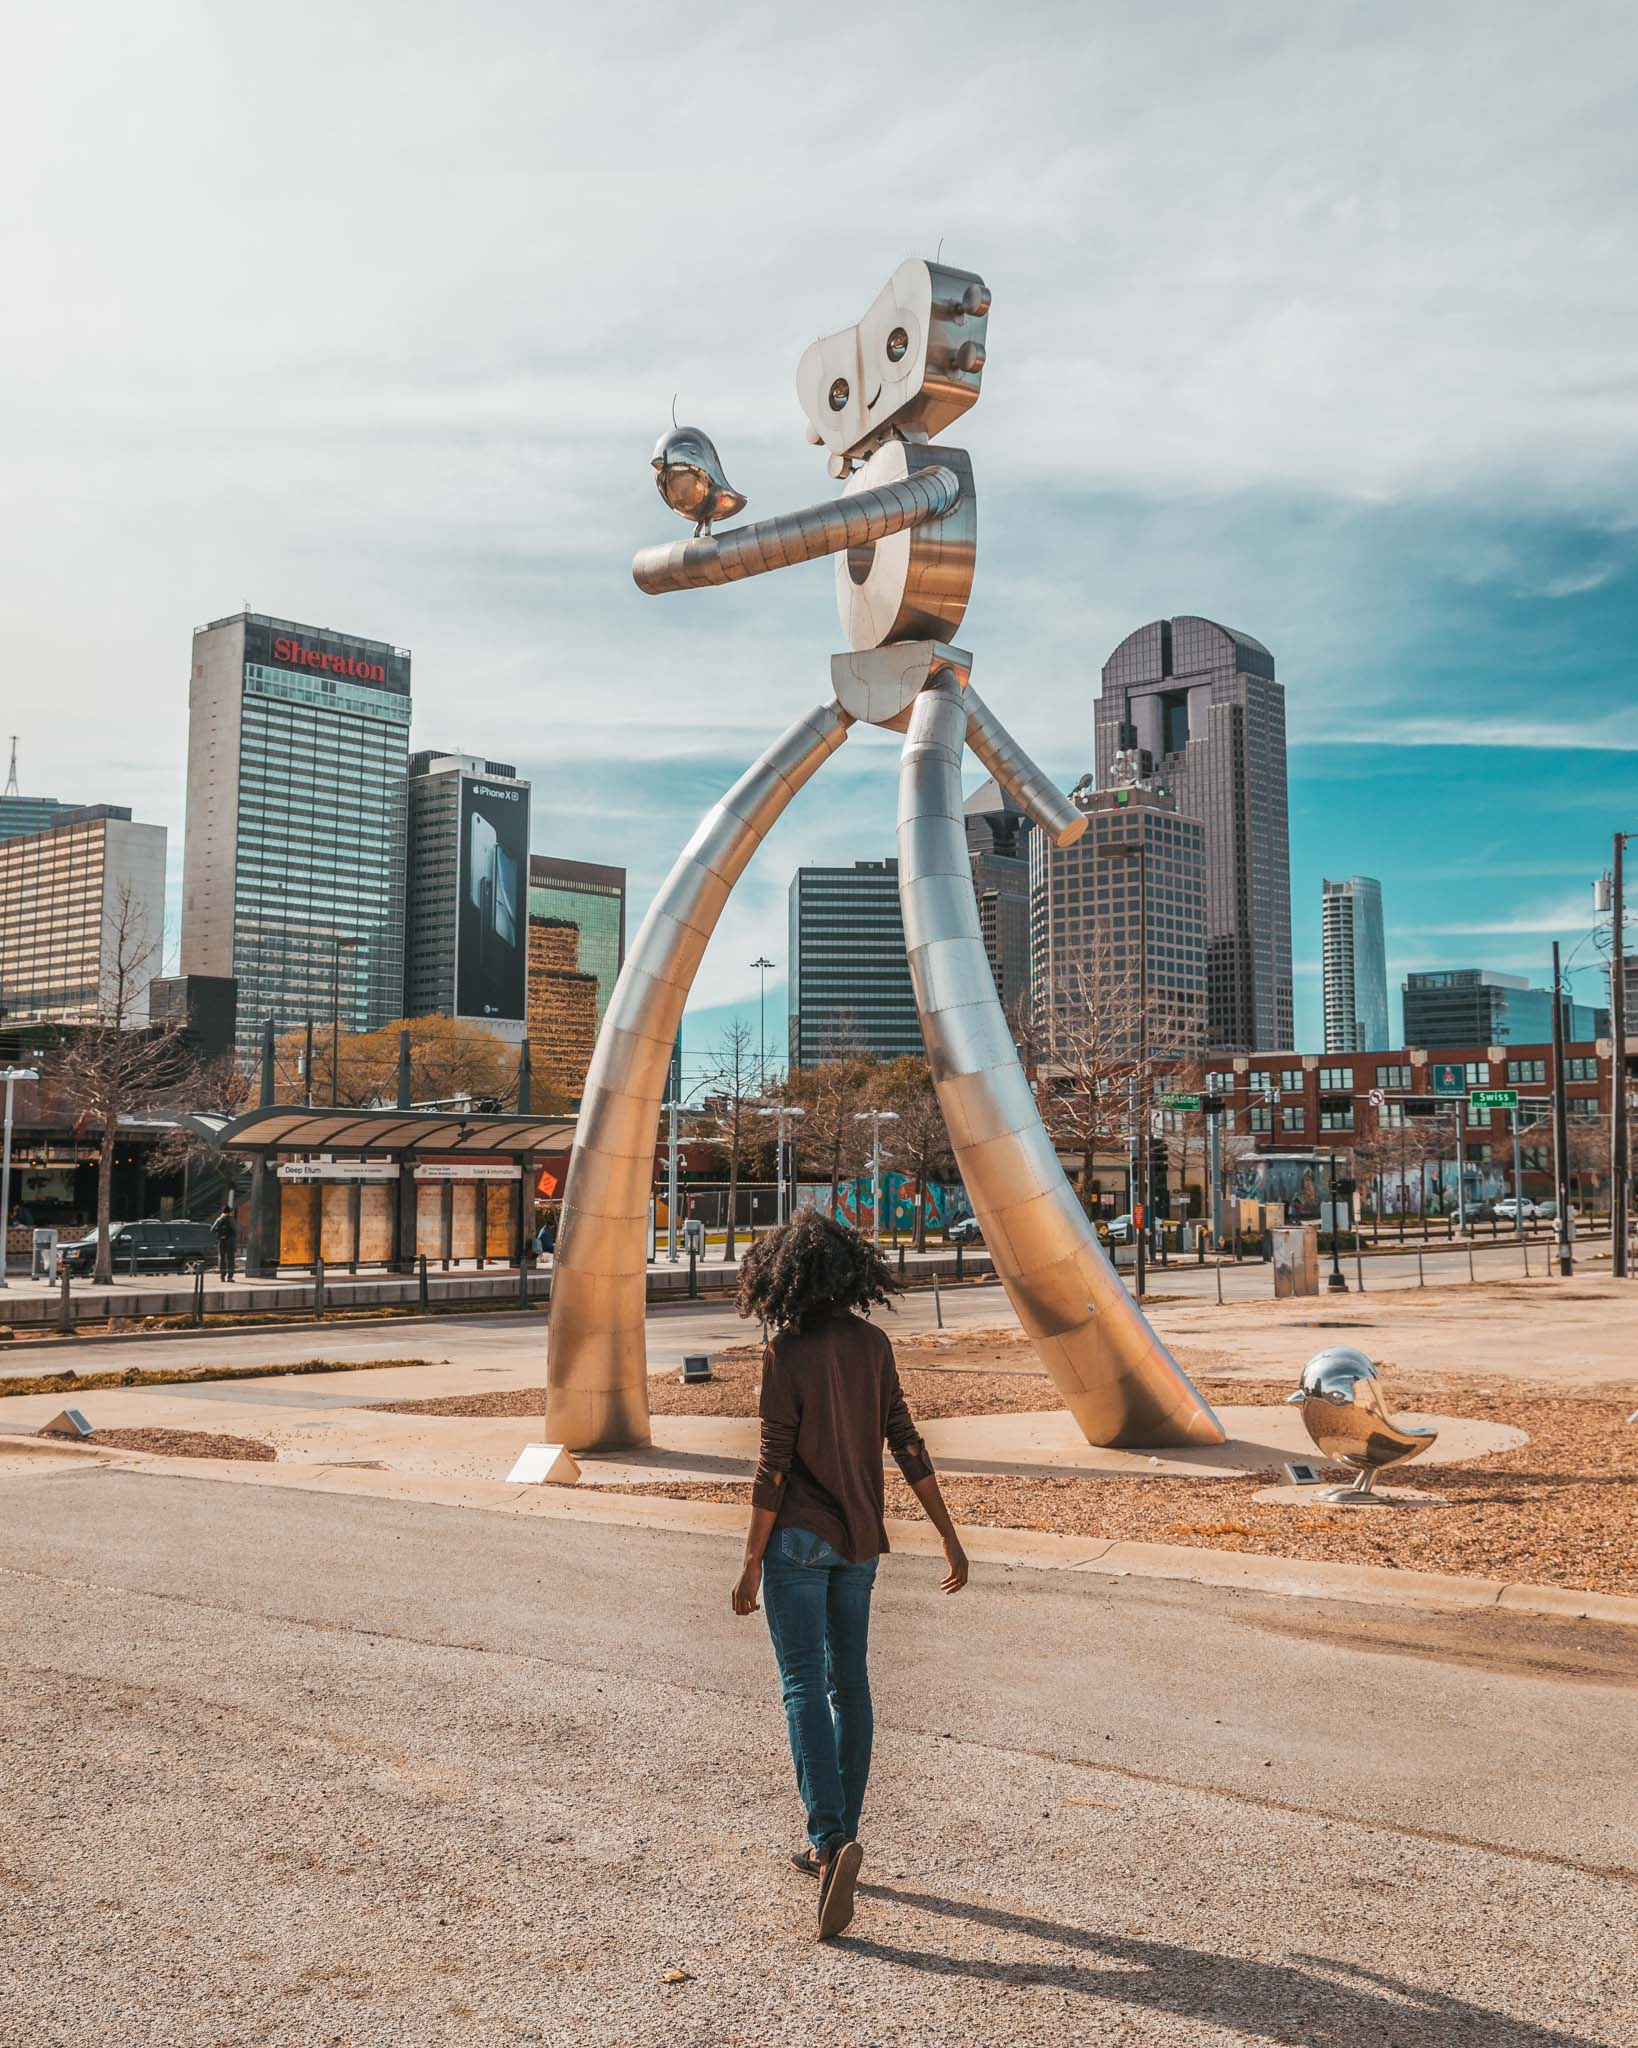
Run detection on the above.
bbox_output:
[41,1444,1638,1630]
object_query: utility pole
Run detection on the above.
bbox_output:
[853,1109,898,1241]
[1611,832,1630,1278]
[330,936,360,1107]
[1551,939,1573,1275]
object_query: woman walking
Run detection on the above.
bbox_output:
[731,1209,968,1940]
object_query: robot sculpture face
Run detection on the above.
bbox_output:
[796,258,991,469]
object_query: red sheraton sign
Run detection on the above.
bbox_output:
[271,634,387,684]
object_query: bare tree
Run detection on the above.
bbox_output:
[52,884,187,1284]
[702,1019,759,1261]
[876,1055,953,1249]
[781,1052,877,1219]
[1021,941,1163,1213]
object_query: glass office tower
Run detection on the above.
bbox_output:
[1322,875,1389,1052]
[1095,617,1292,1053]
[788,858,922,1068]
[527,856,626,1027]
[180,611,411,1060]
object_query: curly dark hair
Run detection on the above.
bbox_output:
[735,1207,901,1332]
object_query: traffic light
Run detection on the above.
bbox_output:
[1402,1098,1442,1119]
[1201,1093,1225,1115]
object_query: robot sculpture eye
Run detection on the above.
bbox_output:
[885,327,909,363]
[828,378,850,411]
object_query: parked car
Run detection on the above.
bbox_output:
[946,1216,983,1244]
[1533,1197,1575,1223]
[1493,1197,1540,1222]
[1099,1212,1136,1246]
[60,1219,218,1278]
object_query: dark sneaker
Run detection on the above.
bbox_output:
[791,1848,821,1878]
[817,1840,862,1940]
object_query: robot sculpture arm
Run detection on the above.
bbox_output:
[544,256,1223,1454]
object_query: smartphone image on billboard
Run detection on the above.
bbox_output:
[459,784,527,1022]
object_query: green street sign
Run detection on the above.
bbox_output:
[1158,1092,1202,1111]
[1470,1088,1518,1111]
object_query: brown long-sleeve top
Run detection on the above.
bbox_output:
[751,1309,935,1563]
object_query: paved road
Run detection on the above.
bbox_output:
[2,1467,1631,2046]
[0,1276,1018,1380]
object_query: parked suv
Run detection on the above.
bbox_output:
[60,1219,218,1277]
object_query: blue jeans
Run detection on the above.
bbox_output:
[761,1525,878,1855]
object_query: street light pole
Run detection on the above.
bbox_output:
[1096,836,1148,1297]
[853,1109,898,1241]
[0,1067,40,1289]
[751,956,774,1094]
[758,1104,806,1224]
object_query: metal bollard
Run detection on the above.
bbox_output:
[1355,1249,1365,1292]
[1467,1244,1475,1284]
[1214,1262,1223,1306]
[688,1246,698,1300]
[1417,1249,1425,1288]
[932,1270,944,1329]
[1522,1236,1530,1278]
[313,1257,326,1320]
[192,1263,206,1327]
[58,1266,73,1335]
[955,1243,964,1282]
[418,1252,429,1313]
[897,1244,905,1278]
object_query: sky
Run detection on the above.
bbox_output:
[4,1,1636,1082]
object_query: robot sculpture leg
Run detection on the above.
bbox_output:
[545,699,852,1450]
[898,676,1224,1449]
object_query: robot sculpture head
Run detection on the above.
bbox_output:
[651,425,747,535]
[1286,1346,1438,1500]
[796,258,992,475]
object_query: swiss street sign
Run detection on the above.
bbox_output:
[1429,1062,1465,1095]
[1158,1092,1202,1111]
[1469,1087,1518,1111]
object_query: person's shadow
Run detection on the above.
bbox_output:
[842,1885,1611,2045]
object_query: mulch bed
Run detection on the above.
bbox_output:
[631,1356,1638,1598]
[75,1427,277,1462]
[370,1328,1638,1595]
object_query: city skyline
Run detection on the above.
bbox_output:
[4,8,1635,1080]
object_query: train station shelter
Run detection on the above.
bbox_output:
[185,1105,578,1277]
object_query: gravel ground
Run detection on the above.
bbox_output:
[2,1472,1633,2047]
[510,1329,1638,1595]
[82,1426,277,1461]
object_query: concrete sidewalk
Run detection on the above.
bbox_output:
[2,1471,1632,2047]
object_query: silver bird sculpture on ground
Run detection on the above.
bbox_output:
[1288,1347,1438,1503]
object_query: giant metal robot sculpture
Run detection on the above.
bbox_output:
[545,257,1224,1455]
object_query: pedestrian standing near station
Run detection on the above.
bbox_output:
[731,1209,968,1941]
[209,1202,238,1282]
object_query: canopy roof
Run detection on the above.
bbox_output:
[182,1105,578,1156]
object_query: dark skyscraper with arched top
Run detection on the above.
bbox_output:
[1095,617,1292,1053]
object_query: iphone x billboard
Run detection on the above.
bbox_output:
[457,776,528,1023]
